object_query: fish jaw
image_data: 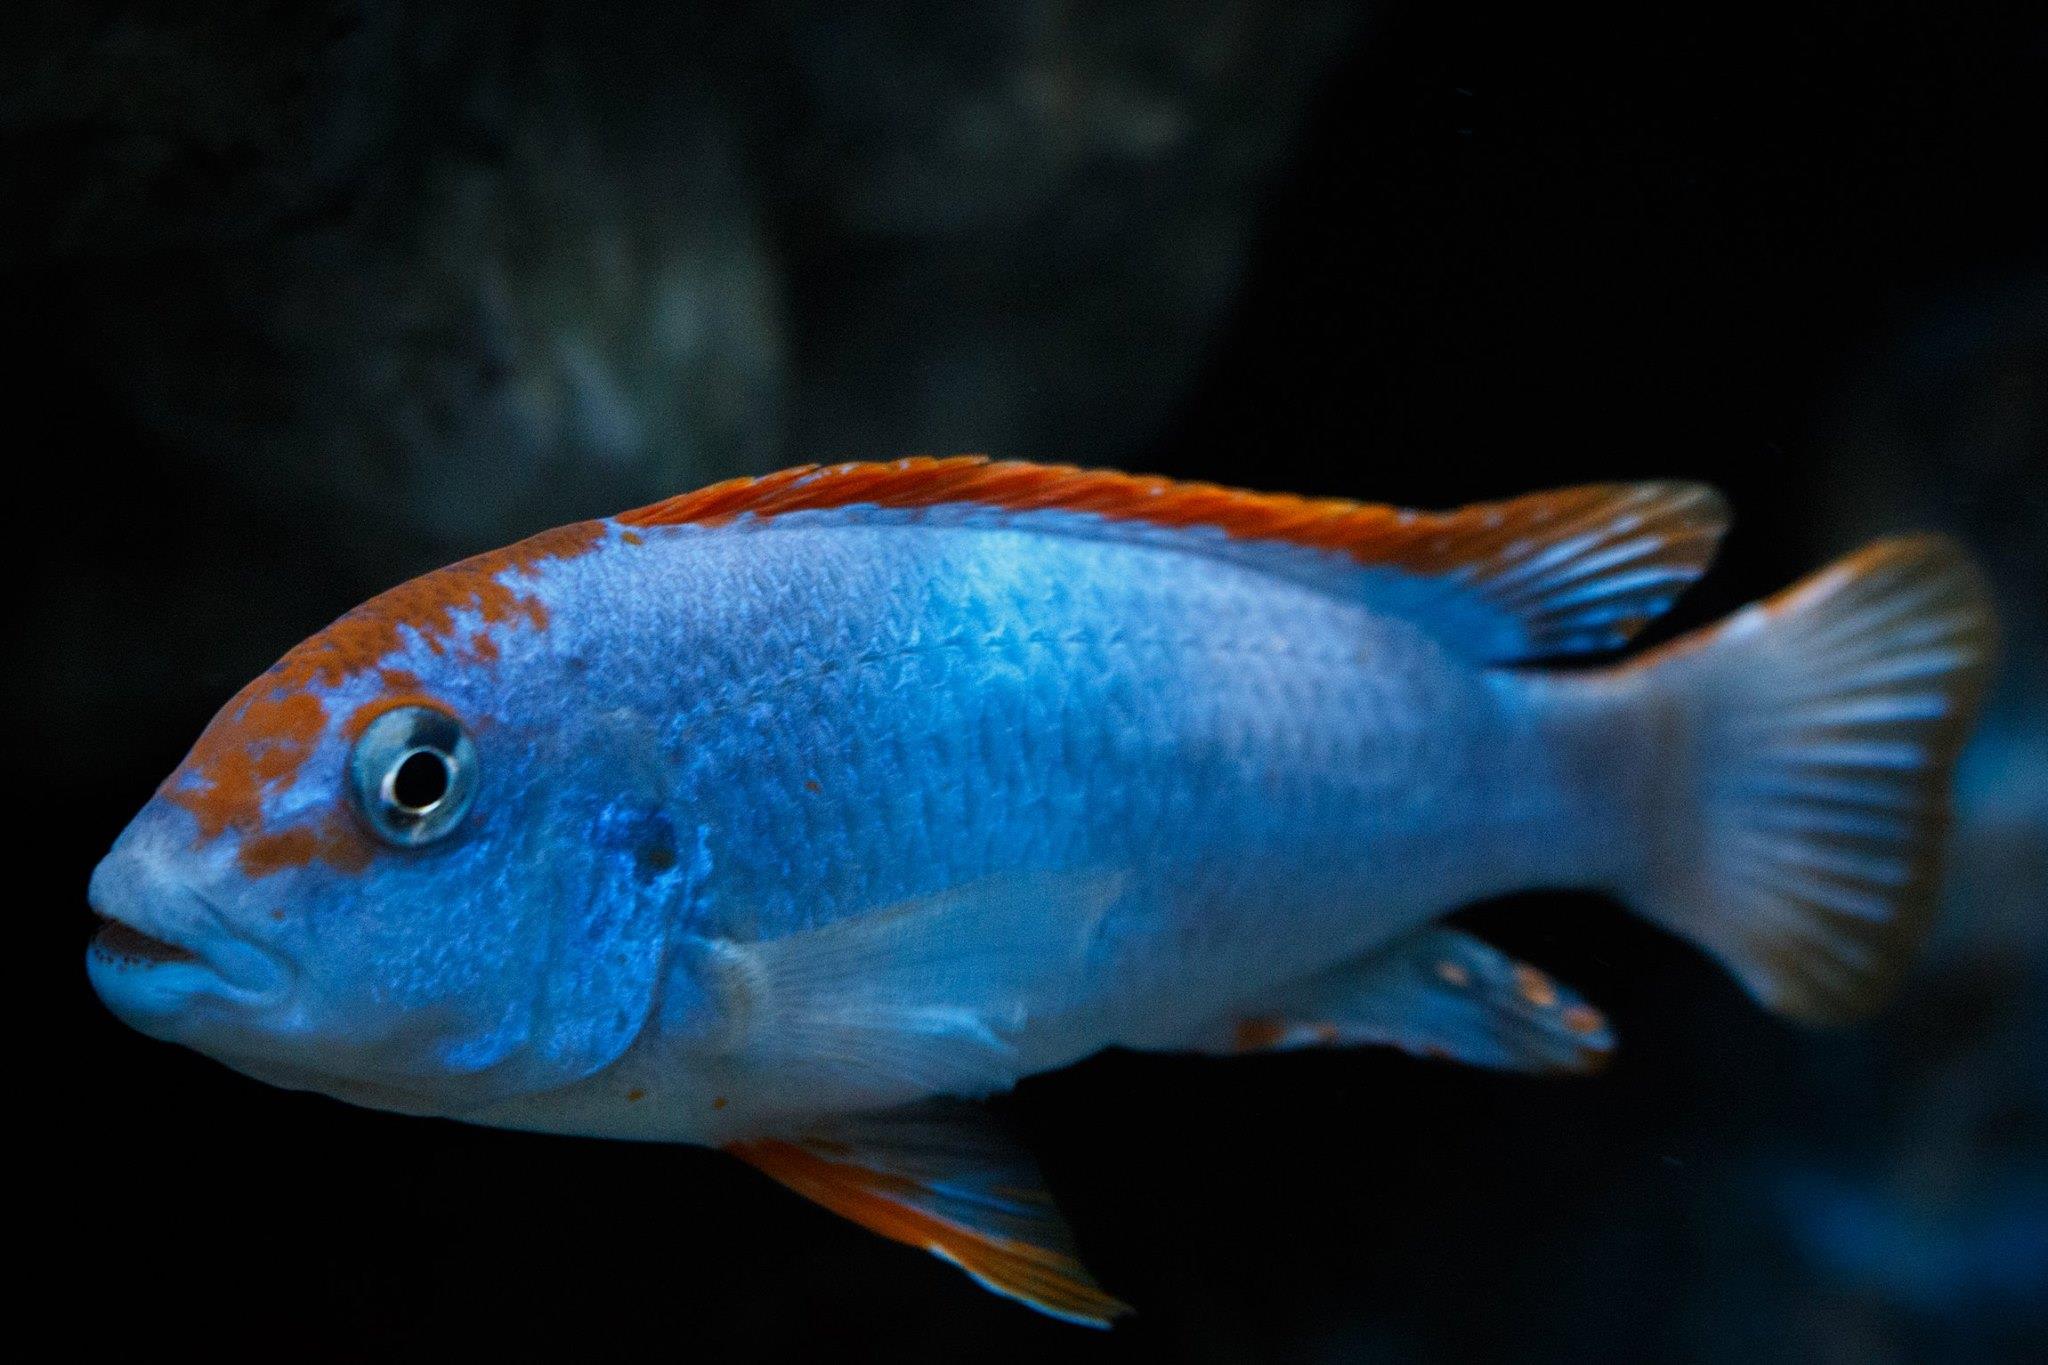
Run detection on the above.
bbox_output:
[86,819,292,1042]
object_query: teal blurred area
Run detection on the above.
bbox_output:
[12,2,2044,1360]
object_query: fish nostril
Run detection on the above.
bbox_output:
[87,849,143,924]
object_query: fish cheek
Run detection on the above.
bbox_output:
[519,794,684,1087]
[310,831,536,1043]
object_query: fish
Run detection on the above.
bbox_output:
[86,456,1996,1325]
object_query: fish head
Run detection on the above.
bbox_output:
[87,524,682,1115]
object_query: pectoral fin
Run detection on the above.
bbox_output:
[1204,927,1614,1074]
[728,1103,1130,1328]
[694,869,1125,1106]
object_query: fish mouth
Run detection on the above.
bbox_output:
[87,907,292,1031]
[91,916,200,967]
[86,833,294,1035]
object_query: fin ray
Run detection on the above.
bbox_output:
[1625,535,1995,1022]
[729,1104,1128,1327]
[1189,926,1614,1074]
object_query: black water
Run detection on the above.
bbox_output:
[16,3,2045,1360]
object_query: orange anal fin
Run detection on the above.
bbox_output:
[728,1114,1129,1328]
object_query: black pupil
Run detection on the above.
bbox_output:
[391,749,451,812]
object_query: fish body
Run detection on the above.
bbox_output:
[473,517,1616,1136]
[87,459,1996,1325]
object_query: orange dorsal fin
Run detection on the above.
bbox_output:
[619,457,1728,661]
[728,1104,1129,1327]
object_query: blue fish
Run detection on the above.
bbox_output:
[87,458,1996,1324]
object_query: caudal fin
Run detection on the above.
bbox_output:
[1628,536,1996,1023]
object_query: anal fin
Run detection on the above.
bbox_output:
[1206,927,1614,1074]
[728,1103,1129,1328]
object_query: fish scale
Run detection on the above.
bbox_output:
[600,522,1540,1062]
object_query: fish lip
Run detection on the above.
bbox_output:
[90,916,199,967]
[85,886,293,1015]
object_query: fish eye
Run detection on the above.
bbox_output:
[347,705,478,847]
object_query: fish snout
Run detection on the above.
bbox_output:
[87,826,291,1032]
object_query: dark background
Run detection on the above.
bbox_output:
[13,3,2046,1361]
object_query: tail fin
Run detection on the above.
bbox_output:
[1626,536,1996,1023]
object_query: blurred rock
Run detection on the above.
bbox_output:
[1,1,411,258]
[768,3,1356,467]
[64,20,785,553]
[4,1,1357,563]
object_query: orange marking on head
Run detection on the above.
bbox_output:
[1435,958,1471,988]
[161,520,604,850]
[469,632,499,663]
[626,1088,647,1103]
[1514,964,1559,1008]
[236,810,374,877]
[162,689,327,839]
[1233,1016,1288,1053]
[711,1095,728,1110]
[803,779,822,793]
